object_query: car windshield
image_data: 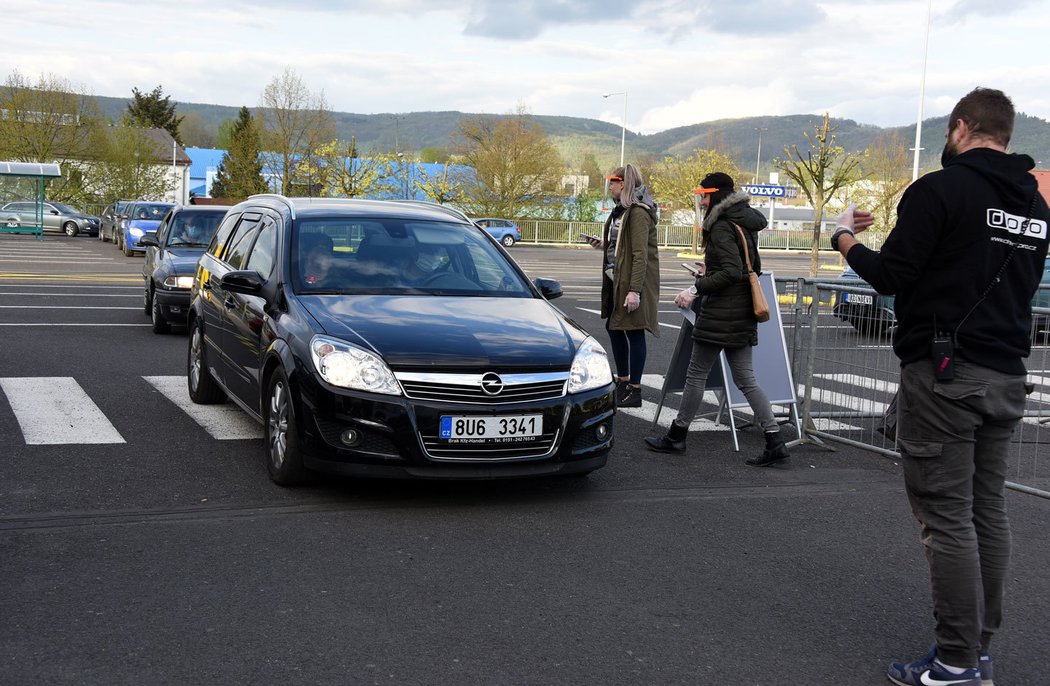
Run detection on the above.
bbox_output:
[133,204,171,220]
[167,213,224,248]
[294,218,533,296]
[51,202,79,214]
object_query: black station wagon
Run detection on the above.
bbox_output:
[187,195,616,485]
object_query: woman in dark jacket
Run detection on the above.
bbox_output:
[644,172,788,466]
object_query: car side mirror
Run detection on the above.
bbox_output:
[49,209,59,215]
[139,232,159,247]
[533,277,562,300]
[221,270,265,295]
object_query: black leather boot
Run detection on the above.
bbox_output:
[644,421,688,454]
[747,430,790,466]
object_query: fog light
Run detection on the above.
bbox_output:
[594,423,610,440]
[340,429,361,446]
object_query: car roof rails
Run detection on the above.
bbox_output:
[247,193,297,219]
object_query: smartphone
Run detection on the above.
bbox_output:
[580,233,600,243]
[681,262,701,276]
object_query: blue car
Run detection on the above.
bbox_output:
[835,260,1050,338]
[117,201,175,256]
[474,218,521,247]
[833,266,896,335]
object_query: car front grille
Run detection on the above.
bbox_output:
[396,371,567,405]
[419,430,560,461]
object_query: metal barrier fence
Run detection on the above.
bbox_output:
[514,219,889,252]
[778,276,1050,498]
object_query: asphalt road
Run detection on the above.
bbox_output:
[1,234,1047,685]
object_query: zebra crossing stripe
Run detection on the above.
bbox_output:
[0,377,125,445]
[143,376,263,440]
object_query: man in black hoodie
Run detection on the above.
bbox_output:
[831,88,1049,686]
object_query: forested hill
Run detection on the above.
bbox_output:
[89,94,1050,174]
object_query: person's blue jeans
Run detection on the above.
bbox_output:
[896,359,1028,668]
[605,321,646,385]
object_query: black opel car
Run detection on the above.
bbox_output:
[187,195,616,485]
[140,205,229,333]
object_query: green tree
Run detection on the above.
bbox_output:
[126,85,183,144]
[83,123,172,203]
[178,111,215,148]
[211,106,268,201]
[294,136,394,199]
[419,147,451,164]
[454,107,564,218]
[649,149,741,253]
[258,68,335,195]
[415,159,468,205]
[776,113,863,276]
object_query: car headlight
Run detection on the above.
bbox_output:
[163,275,195,289]
[567,336,613,393]
[310,335,402,395]
[129,227,144,237]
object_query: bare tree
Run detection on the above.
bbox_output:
[258,68,335,195]
[454,107,563,218]
[853,132,911,234]
[777,113,863,276]
[0,70,98,164]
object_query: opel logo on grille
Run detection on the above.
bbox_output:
[480,373,504,396]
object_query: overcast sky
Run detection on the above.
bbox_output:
[4,0,1048,134]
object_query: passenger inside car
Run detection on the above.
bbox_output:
[300,232,335,286]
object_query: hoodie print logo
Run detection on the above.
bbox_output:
[987,208,1048,240]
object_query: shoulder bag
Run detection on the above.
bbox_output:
[733,224,770,323]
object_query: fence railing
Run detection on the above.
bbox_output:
[775,277,1050,497]
[513,218,889,252]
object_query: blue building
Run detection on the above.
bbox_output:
[185,147,471,201]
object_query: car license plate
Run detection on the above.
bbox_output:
[845,293,873,305]
[439,415,542,443]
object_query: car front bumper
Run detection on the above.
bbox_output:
[154,288,192,324]
[295,376,616,479]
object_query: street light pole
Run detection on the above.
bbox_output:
[754,127,767,184]
[602,91,628,168]
[912,0,933,182]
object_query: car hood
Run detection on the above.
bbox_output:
[128,219,162,231]
[163,248,207,275]
[299,295,581,368]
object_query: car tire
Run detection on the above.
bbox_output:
[5,218,17,228]
[143,283,152,315]
[187,320,226,404]
[123,237,135,257]
[501,234,515,248]
[265,369,310,486]
[151,294,170,334]
[63,221,78,237]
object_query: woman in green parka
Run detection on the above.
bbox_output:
[643,172,789,466]
[586,164,661,408]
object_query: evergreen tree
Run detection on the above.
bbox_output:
[127,85,183,144]
[211,106,268,201]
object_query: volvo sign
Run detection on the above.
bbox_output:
[741,184,786,197]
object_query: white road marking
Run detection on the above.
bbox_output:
[0,377,125,445]
[144,376,263,440]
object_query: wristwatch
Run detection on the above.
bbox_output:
[688,285,698,296]
[830,228,855,251]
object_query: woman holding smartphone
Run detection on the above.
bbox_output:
[585,163,660,407]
